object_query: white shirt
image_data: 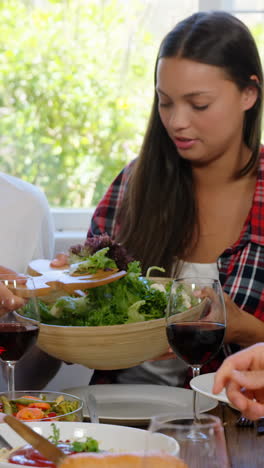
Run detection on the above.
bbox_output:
[177,260,219,280]
[0,172,54,272]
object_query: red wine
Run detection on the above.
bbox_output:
[0,323,39,361]
[166,321,225,366]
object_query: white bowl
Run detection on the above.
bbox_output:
[0,421,179,468]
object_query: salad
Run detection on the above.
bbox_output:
[0,394,80,422]
[22,235,171,327]
[171,284,200,313]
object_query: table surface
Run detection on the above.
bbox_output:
[210,404,263,468]
[123,403,263,468]
[85,401,263,467]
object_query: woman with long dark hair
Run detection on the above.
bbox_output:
[55,11,264,386]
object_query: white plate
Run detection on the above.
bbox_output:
[190,372,230,405]
[62,384,217,425]
[0,421,179,468]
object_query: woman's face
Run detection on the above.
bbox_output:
[156,57,257,166]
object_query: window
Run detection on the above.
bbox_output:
[0,1,263,252]
[0,0,199,210]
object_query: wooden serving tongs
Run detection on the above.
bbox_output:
[8,268,127,298]
[0,413,66,465]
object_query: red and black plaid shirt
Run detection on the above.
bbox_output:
[88,147,264,379]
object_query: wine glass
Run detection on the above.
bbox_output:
[0,275,39,398]
[147,413,230,468]
[166,277,226,420]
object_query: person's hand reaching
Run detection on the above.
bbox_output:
[213,343,264,420]
[0,266,27,316]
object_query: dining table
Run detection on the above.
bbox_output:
[83,400,262,468]
[209,404,262,468]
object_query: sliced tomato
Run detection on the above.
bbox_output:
[16,407,45,421]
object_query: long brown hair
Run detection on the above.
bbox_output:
[116,11,263,275]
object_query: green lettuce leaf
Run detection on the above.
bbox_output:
[69,247,117,275]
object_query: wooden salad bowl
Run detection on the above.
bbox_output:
[37,315,168,370]
[25,261,169,370]
[23,261,169,369]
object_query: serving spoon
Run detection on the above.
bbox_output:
[0,413,66,465]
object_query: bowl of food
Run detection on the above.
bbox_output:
[37,314,167,370]
[0,421,179,468]
[23,235,172,370]
[0,391,83,422]
[35,272,170,370]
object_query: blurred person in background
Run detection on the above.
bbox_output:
[0,172,61,390]
[0,172,54,272]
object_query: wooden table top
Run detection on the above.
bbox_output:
[210,404,263,468]
[84,400,263,467]
[129,403,263,468]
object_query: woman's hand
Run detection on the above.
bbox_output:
[213,343,264,420]
[0,265,26,278]
[50,252,69,268]
[223,293,264,346]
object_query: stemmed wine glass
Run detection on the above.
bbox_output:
[147,413,230,468]
[166,277,226,420]
[0,275,40,398]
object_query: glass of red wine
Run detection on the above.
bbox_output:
[166,277,226,421]
[0,275,39,398]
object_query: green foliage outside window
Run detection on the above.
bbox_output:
[0,0,156,207]
[0,0,263,207]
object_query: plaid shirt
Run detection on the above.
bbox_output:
[88,147,264,378]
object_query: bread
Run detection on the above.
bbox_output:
[59,452,188,468]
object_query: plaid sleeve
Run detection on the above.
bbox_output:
[88,161,135,239]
